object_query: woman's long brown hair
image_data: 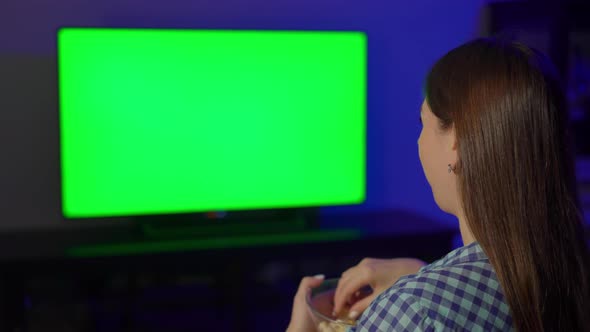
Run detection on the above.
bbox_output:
[425,38,590,331]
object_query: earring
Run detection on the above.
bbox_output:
[448,164,456,173]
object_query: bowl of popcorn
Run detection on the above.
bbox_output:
[306,278,369,332]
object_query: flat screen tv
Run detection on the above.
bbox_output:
[58,28,366,219]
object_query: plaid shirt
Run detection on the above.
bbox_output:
[348,242,514,331]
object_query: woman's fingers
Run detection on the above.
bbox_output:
[333,268,354,314]
[294,275,325,307]
[294,274,325,307]
[287,274,325,332]
[333,271,356,315]
[298,275,325,295]
[333,268,371,316]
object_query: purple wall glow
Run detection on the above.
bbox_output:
[0,0,485,230]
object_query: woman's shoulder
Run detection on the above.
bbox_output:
[354,244,514,331]
[391,263,511,327]
[354,279,513,331]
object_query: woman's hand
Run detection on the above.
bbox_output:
[333,258,426,320]
[287,274,325,332]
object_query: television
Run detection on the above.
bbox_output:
[57,28,366,220]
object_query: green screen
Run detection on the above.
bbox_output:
[58,28,366,218]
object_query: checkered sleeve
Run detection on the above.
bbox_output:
[346,243,513,331]
[347,290,435,332]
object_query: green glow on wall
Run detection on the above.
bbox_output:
[67,229,361,257]
[58,28,366,218]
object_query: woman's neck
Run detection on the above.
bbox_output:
[458,212,476,245]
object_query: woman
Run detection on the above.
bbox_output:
[287,38,590,331]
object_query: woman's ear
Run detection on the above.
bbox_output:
[448,125,457,150]
[448,126,459,163]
